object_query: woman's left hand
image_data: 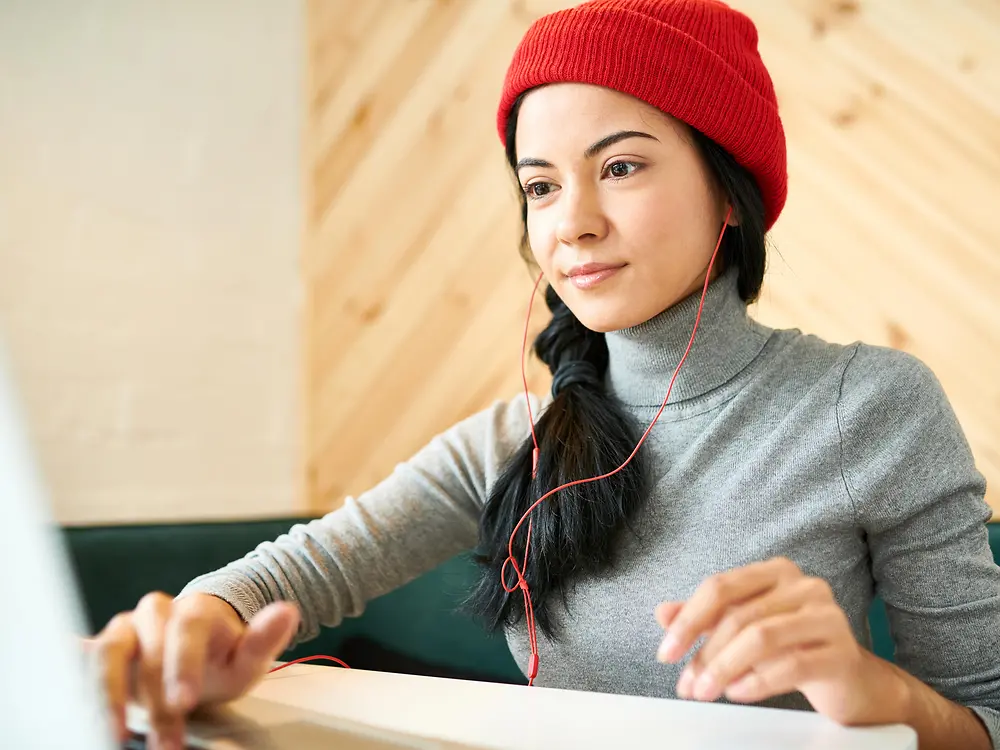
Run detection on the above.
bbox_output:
[655,557,902,725]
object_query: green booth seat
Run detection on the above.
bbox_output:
[62,519,1000,684]
[63,518,524,684]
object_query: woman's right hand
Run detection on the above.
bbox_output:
[86,592,300,750]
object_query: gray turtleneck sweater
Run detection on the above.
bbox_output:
[181,270,1000,743]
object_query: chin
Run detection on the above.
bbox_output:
[555,270,656,333]
[565,300,648,333]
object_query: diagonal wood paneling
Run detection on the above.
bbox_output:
[305,0,1000,514]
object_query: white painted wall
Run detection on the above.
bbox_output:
[0,1,303,524]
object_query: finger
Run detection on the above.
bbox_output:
[94,613,139,742]
[683,606,841,702]
[162,600,216,713]
[133,592,184,750]
[689,576,833,674]
[227,603,300,694]
[654,601,683,630]
[660,557,801,663]
[724,645,842,704]
[654,602,684,661]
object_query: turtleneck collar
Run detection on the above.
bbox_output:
[604,268,773,407]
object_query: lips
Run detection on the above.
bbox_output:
[565,262,626,290]
[567,262,624,277]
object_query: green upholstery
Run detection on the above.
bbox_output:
[63,519,523,683]
[63,519,1000,682]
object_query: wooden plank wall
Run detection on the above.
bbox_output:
[304,0,1000,514]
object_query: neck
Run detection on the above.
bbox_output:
[604,269,772,406]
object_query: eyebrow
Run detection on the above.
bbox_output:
[515,130,659,174]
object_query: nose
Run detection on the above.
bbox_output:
[555,183,609,246]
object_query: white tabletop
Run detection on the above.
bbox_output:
[250,665,917,750]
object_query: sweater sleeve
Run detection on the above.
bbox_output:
[838,343,1000,744]
[178,394,538,647]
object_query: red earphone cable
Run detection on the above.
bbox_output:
[267,655,350,673]
[260,213,731,687]
[262,268,542,682]
[509,210,733,686]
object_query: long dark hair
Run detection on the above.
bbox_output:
[466,91,768,636]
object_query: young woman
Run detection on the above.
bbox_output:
[90,2,1000,748]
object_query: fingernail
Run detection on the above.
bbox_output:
[693,671,719,702]
[657,633,680,663]
[676,666,695,699]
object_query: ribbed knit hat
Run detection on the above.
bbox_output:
[497,0,787,229]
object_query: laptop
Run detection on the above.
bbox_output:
[0,341,477,750]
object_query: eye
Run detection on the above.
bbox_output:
[604,161,642,180]
[523,181,556,201]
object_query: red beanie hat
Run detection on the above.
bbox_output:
[497,0,787,230]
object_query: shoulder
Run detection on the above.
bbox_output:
[835,343,971,486]
[752,327,864,397]
[833,343,983,521]
[763,326,943,403]
[833,344,960,489]
[447,391,549,447]
[837,342,949,420]
[385,392,547,509]
[431,390,549,485]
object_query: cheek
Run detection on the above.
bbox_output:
[611,189,679,264]
[525,209,556,269]
[618,190,672,238]
[615,178,717,261]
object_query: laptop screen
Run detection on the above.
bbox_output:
[0,343,115,749]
